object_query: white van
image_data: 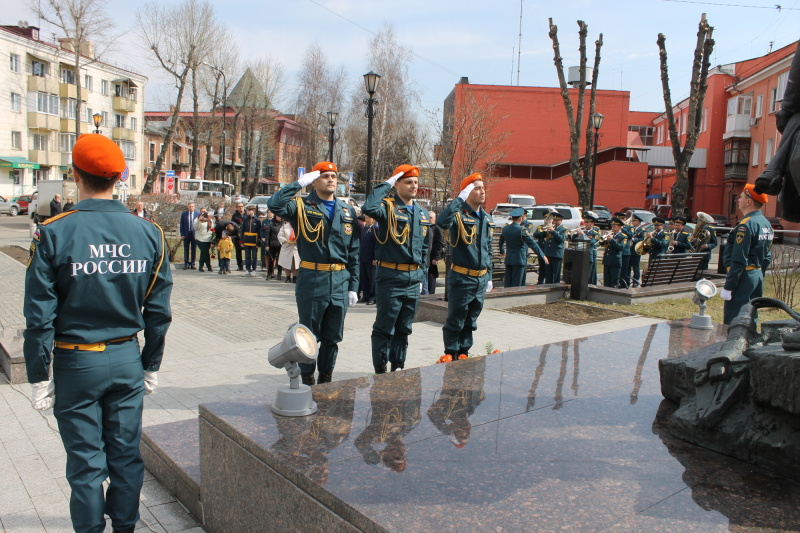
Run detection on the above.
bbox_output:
[507,194,536,207]
[525,205,583,230]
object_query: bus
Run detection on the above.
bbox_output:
[177,179,234,199]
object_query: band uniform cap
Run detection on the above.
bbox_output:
[312,161,337,173]
[631,213,643,222]
[614,212,626,218]
[392,164,420,179]
[744,183,769,204]
[509,207,525,217]
[72,134,125,178]
[551,212,563,219]
[652,217,665,224]
[460,173,483,190]
[611,217,624,226]
[583,212,598,222]
[673,216,687,224]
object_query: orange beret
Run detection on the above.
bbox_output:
[392,164,420,179]
[744,183,768,204]
[72,134,125,178]
[460,173,483,190]
[312,161,337,173]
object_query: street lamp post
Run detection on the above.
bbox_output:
[92,113,102,134]
[327,111,338,162]
[363,71,380,197]
[589,112,604,208]
[204,62,228,184]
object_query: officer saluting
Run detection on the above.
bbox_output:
[436,173,495,360]
[499,207,547,287]
[362,164,430,374]
[267,162,360,385]
[23,134,173,533]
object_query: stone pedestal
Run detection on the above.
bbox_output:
[0,328,27,384]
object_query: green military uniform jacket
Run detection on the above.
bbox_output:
[437,197,494,273]
[23,199,173,382]
[532,224,568,259]
[621,225,633,256]
[649,229,671,256]
[724,210,773,292]
[361,181,430,276]
[267,183,360,292]
[583,227,601,262]
[631,226,646,255]
[499,222,544,265]
[602,231,625,266]
[672,230,692,253]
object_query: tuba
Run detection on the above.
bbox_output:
[690,212,715,252]
[635,233,652,255]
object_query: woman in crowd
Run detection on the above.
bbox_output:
[194,207,216,272]
[277,218,299,283]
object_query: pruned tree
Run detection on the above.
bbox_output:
[136,0,218,193]
[548,18,603,209]
[657,14,715,215]
[201,35,239,184]
[28,0,117,139]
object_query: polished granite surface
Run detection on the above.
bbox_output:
[198,321,800,532]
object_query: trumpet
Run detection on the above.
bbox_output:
[599,230,614,246]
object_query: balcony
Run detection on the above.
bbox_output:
[723,164,749,181]
[28,75,59,94]
[28,150,61,166]
[112,96,135,113]
[60,119,88,134]
[59,82,76,99]
[27,112,60,131]
[723,114,753,140]
[112,127,135,141]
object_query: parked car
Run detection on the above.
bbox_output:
[506,194,536,207]
[590,205,613,229]
[628,209,656,225]
[229,194,250,205]
[524,205,583,230]
[13,194,33,214]
[767,217,785,244]
[246,195,271,216]
[491,203,521,226]
[0,196,21,216]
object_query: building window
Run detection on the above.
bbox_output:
[61,98,77,119]
[752,142,759,166]
[101,79,108,95]
[129,117,137,131]
[36,92,60,116]
[267,165,275,177]
[628,125,654,146]
[59,133,76,152]
[11,92,21,111]
[31,133,49,151]
[60,67,75,85]
[701,109,707,133]
[114,114,125,128]
[33,169,47,185]
[765,138,774,164]
[770,87,779,113]
[115,140,135,160]
[31,60,48,77]
[755,95,763,118]
[737,96,752,115]
[83,74,93,91]
[10,53,20,72]
[83,107,91,123]
[129,88,137,101]
[723,139,749,165]
[776,71,789,103]
[101,111,108,126]
[114,84,126,98]
[11,131,22,150]
[149,142,155,162]
[224,146,230,159]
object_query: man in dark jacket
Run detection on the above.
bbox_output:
[231,201,246,270]
[49,194,63,217]
[239,205,261,276]
[359,215,378,304]
[423,211,446,294]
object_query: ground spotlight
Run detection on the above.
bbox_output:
[268,324,319,416]
[689,279,717,330]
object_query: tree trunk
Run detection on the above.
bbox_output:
[190,66,200,180]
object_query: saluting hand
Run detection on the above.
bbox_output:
[385,170,405,187]
[298,170,321,187]
[458,183,475,201]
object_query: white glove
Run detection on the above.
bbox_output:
[298,170,321,188]
[458,183,475,201]
[720,289,732,301]
[144,371,158,395]
[31,380,55,411]
[486,280,493,292]
[385,171,405,187]
[348,291,359,307]
[419,283,423,294]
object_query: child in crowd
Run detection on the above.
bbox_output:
[217,230,233,274]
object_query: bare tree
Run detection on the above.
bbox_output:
[201,35,240,183]
[657,14,715,215]
[136,0,217,193]
[28,0,117,139]
[548,18,603,209]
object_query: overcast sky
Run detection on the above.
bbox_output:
[4,0,799,115]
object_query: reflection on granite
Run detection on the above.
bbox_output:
[198,320,800,532]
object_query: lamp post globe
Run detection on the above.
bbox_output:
[589,112,604,208]
[92,113,103,134]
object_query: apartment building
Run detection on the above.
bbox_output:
[0,22,147,198]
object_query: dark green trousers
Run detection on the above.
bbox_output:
[371,267,422,368]
[544,257,562,283]
[604,265,620,287]
[53,339,144,533]
[504,264,526,287]
[724,269,763,325]
[443,271,488,355]
[296,268,349,376]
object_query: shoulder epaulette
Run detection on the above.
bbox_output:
[738,216,751,224]
[40,210,78,225]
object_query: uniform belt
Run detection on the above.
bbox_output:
[745,265,761,270]
[299,261,346,271]
[451,264,488,277]
[377,261,420,271]
[54,335,136,352]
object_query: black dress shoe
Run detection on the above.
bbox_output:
[285,277,291,283]
[318,372,332,384]
[374,364,387,374]
[301,373,315,386]
[199,267,204,272]
[390,362,403,372]
[112,527,135,533]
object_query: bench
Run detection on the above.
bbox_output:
[641,253,706,287]
[490,228,539,282]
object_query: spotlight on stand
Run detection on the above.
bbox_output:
[268,324,319,416]
[689,279,718,330]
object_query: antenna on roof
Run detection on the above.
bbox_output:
[517,0,523,86]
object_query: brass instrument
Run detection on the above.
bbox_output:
[599,230,614,247]
[635,233,652,255]
[690,212,715,252]
[537,209,559,233]
[666,230,678,254]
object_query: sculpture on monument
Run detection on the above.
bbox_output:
[659,297,800,481]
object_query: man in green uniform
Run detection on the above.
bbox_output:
[721,184,773,325]
[268,161,360,385]
[499,207,547,287]
[573,211,600,286]
[24,134,173,533]
[647,217,671,258]
[533,211,567,283]
[362,164,430,373]
[614,212,634,288]
[628,214,645,287]
[436,173,495,359]
[602,217,625,287]
[668,216,692,254]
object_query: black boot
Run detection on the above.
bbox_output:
[301,373,315,386]
[374,364,387,374]
[783,329,800,351]
[390,362,403,372]
[285,276,291,283]
[113,528,135,533]
[318,372,332,384]
[276,274,282,281]
[292,276,297,283]
[754,169,784,196]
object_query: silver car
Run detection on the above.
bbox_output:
[246,195,271,216]
[0,195,21,216]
